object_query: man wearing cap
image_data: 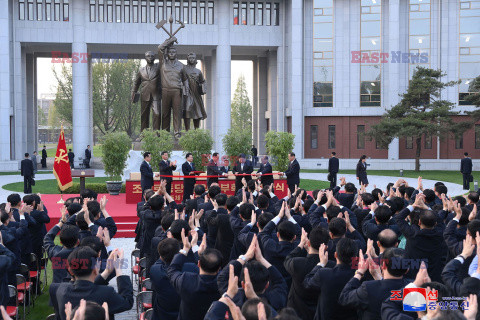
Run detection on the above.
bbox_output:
[232,153,254,193]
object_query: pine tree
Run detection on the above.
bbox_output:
[231,75,252,139]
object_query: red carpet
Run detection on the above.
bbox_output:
[43,193,138,238]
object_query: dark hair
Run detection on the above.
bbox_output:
[1,210,9,224]
[375,206,392,224]
[275,308,301,320]
[72,301,106,320]
[158,238,180,264]
[467,220,480,238]
[391,196,405,212]
[199,248,222,273]
[208,185,221,199]
[384,200,397,214]
[25,153,29,157]
[67,203,83,216]
[328,218,346,237]
[184,199,198,216]
[303,198,314,213]
[144,189,156,202]
[81,189,98,201]
[226,196,239,212]
[161,151,168,156]
[459,207,471,226]
[309,226,330,250]
[67,246,97,277]
[241,298,272,320]
[194,184,205,196]
[419,210,436,228]
[186,153,192,158]
[435,185,448,196]
[239,203,255,220]
[420,282,450,302]
[22,194,35,206]
[377,229,399,249]
[345,183,356,193]
[332,152,336,155]
[326,206,342,222]
[383,248,409,277]
[212,152,219,157]
[453,196,467,208]
[359,155,367,162]
[423,189,436,204]
[257,212,274,230]
[244,261,269,293]
[169,221,190,241]
[60,225,80,249]
[386,183,394,193]
[295,189,307,201]
[361,193,375,206]
[289,152,295,157]
[75,211,94,230]
[468,192,480,204]
[80,236,103,255]
[215,193,228,207]
[371,188,383,202]
[161,213,175,231]
[69,149,72,152]
[148,195,165,211]
[277,221,296,242]
[404,187,415,200]
[336,238,358,265]
[465,152,469,156]
[87,201,101,218]
[143,152,151,158]
[247,180,256,192]
[6,194,21,207]
[257,195,269,209]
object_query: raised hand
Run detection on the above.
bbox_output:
[251,210,257,226]
[470,204,478,221]
[244,235,257,261]
[243,267,259,299]
[462,233,476,259]
[464,294,478,320]
[181,229,191,253]
[367,253,382,280]
[114,249,125,276]
[4,202,11,214]
[198,234,207,255]
[190,229,199,247]
[319,243,328,266]
[299,228,308,249]
[96,226,104,240]
[357,249,368,274]
[226,264,239,298]
[37,201,44,212]
[413,261,431,287]
[211,198,219,211]
[100,195,108,211]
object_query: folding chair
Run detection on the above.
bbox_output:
[29,253,40,296]
[136,291,153,320]
[141,308,153,320]
[41,246,49,292]
[16,274,30,319]
[131,249,141,283]
[6,285,19,320]
[17,264,34,307]
[136,258,147,291]
[45,314,56,320]
[142,278,152,291]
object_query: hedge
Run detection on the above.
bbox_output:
[58,183,126,194]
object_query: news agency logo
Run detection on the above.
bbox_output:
[390,288,469,312]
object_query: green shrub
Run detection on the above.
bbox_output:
[222,128,251,162]
[58,183,126,194]
[100,131,132,180]
[179,129,214,171]
[265,131,295,172]
[140,129,174,167]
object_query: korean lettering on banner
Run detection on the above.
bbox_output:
[221,183,230,194]
[132,184,142,194]
[275,182,284,192]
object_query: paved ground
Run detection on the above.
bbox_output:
[299,172,466,196]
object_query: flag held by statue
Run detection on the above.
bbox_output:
[53,126,73,191]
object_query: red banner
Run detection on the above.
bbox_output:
[53,126,73,191]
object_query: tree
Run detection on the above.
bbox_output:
[100,131,132,180]
[222,128,251,162]
[140,129,174,168]
[369,66,468,171]
[179,129,214,170]
[231,75,252,141]
[52,63,73,125]
[466,75,480,117]
[265,131,295,172]
[37,106,48,126]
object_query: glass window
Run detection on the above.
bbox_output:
[107,0,113,22]
[249,2,255,25]
[54,0,60,21]
[476,125,480,149]
[456,133,464,149]
[310,125,318,149]
[199,1,205,24]
[90,0,96,21]
[175,1,181,21]
[361,0,381,106]
[99,0,104,22]
[241,2,247,25]
[166,1,172,19]
[424,134,432,149]
[208,1,213,24]
[183,1,189,23]
[357,125,365,149]
[273,3,279,26]
[117,0,122,22]
[141,0,147,22]
[133,0,138,22]
[233,2,239,25]
[409,0,431,79]
[125,0,130,22]
[158,0,163,21]
[19,0,25,20]
[63,0,69,21]
[328,125,336,149]
[191,1,197,24]
[265,2,271,25]
[149,0,155,23]
[36,0,43,20]
[45,0,51,20]
[28,0,34,20]
[257,2,263,25]
[406,136,413,149]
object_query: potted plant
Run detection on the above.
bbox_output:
[100,131,132,195]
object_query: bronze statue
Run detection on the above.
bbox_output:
[131,51,161,131]
[183,52,207,130]
[158,36,188,139]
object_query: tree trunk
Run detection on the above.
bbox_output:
[415,136,422,172]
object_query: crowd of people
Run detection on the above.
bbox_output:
[2,172,480,320]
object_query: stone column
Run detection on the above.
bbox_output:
[26,53,36,153]
[267,50,278,131]
[214,0,231,153]
[258,57,268,154]
[252,59,258,148]
[0,0,12,160]
[72,0,90,167]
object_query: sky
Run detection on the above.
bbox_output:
[36,58,254,103]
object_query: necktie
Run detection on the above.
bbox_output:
[190,162,193,169]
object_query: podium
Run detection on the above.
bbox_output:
[71,169,95,194]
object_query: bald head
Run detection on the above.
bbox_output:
[377,229,398,251]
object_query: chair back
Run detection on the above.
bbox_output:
[144,309,153,320]
[46,313,56,320]
[142,278,152,291]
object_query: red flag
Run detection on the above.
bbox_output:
[53,126,73,191]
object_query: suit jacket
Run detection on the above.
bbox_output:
[182,161,196,192]
[329,157,339,173]
[206,159,224,186]
[284,159,300,187]
[140,161,154,190]
[85,149,91,160]
[21,159,34,177]
[258,162,274,187]
[44,225,75,283]
[159,160,176,183]
[50,276,134,320]
[68,152,74,163]
[356,161,368,182]
[150,259,181,320]
[140,209,164,258]
[29,208,50,256]
[461,157,473,175]
[233,160,254,189]
[219,166,229,174]
[133,63,161,102]
[42,149,47,159]
[167,253,220,320]
[0,245,16,307]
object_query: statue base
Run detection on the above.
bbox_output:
[132,141,143,151]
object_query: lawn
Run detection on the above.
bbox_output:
[299,179,331,191]
[301,169,475,187]
[39,144,102,157]
[0,171,52,176]
[3,177,113,194]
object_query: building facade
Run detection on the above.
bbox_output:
[0,0,479,170]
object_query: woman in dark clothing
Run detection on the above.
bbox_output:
[356,155,369,187]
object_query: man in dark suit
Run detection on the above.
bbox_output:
[257,156,274,188]
[159,151,177,195]
[233,153,254,193]
[251,144,258,166]
[41,145,47,168]
[461,152,473,190]
[68,149,75,169]
[206,152,227,187]
[219,158,230,174]
[283,152,300,194]
[84,145,92,168]
[328,152,339,189]
[140,152,154,194]
[182,153,197,202]
[0,244,16,307]
[50,246,134,320]
[21,153,34,194]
